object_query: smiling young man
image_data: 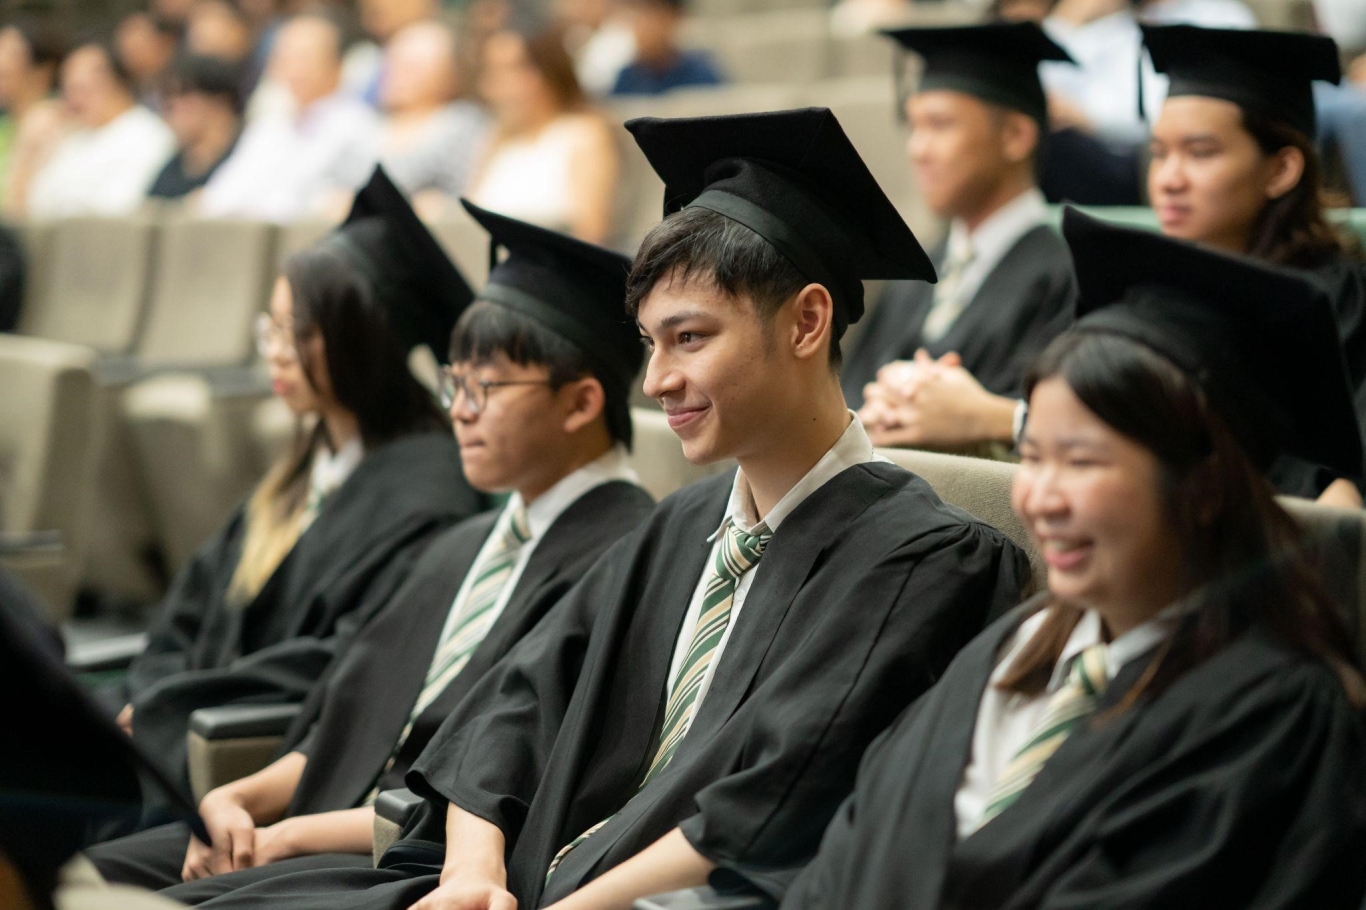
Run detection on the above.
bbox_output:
[85,202,654,900]
[166,107,1030,910]
[846,23,1078,452]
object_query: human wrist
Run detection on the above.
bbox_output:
[969,393,1020,444]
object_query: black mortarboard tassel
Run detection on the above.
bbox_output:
[1062,206,1362,479]
[625,108,936,339]
[321,166,475,361]
[881,22,1074,126]
[1142,24,1340,137]
[460,199,643,436]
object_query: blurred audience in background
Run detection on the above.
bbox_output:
[184,0,259,98]
[197,11,376,221]
[609,0,724,96]
[147,54,243,201]
[325,19,489,219]
[0,19,68,218]
[467,21,617,243]
[28,39,173,217]
[345,0,442,106]
[114,11,179,109]
[558,0,637,95]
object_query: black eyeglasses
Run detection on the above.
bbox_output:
[438,369,553,414]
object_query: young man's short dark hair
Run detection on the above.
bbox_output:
[451,301,635,449]
[626,206,842,369]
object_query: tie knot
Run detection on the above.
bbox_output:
[506,506,531,546]
[1067,644,1109,699]
[728,521,771,556]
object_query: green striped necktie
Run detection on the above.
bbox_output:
[544,519,773,880]
[363,506,532,805]
[975,643,1109,830]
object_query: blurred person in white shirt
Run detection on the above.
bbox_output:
[27,39,174,217]
[320,19,489,220]
[197,11,378,221]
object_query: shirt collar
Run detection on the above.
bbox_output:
[711,411,874,541]
[506,444,639,543]
[309,435,364,496]
[1048,604,1183,693]
[945,187,1048,271]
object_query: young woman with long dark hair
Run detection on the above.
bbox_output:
[755,209,1366,909]
[1144,24,1366,505]
[118,168,485,792]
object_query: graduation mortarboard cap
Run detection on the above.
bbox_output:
[625,108,936,338]
[1142,24,1340,137]
[881,22,1074,126]
[460,199,642,397]
[1061,206,1362,479]
[320,166,475,360]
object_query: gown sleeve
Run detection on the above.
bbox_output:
[1031,662,1366,910]
[676,523,1029,871]
[405,534,634,844]
[125,514,245,701]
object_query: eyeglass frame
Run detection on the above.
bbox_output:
[438,367,554,413]
[254,312,301,362]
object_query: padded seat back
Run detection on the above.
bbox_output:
[627,407,732,501]
[429,210,492,288]
[138,218,278,367]
[0,335,102,619]
[19,216,157,354]
[876,447,1045,591]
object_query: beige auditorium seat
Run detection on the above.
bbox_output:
[14,220,56,335]
[877,447,1045,591]
[122,374,277,576]
[53,857,187,910]
[18,216,157,355]
[136,217,278,369]
[430,210,492,288]
[627,407,732,501]
[274,218,337,271]
[0,335,103,621]
[687,10,831,85]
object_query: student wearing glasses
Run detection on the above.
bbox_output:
[109,167,485,795]
[88,200,655,899]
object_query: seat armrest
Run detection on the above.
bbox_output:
[373,788,424,866]
[633,887,772,910]
[189,703,302,739]
[65,632,147,674]
[186,703,302,801]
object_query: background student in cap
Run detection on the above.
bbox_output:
[755,208,1366,910]
[848,23,1077,458]
[115,167,486,795]
[173,106,1030,910]
[1144,24,1366,505]
[87,203,656,899]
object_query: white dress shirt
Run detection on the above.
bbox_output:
[954,605,1179,839]
[27,105,174,217]
[198,91,378,221]
[433,445,640,647]
[664,415,886,715]
[940,187,1049,318]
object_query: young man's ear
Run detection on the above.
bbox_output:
[787,283,835,363]
[1001,110,1040,166]
[1264,145,1306,202]
[560,375,608,435]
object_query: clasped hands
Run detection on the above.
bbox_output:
[858,350,1011,450]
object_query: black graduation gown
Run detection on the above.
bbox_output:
[156,464,1028,910]
[773,605,1366,910]
[842,226,1077,410]
[1,588,202,910]
[82,480,654,896]
[1264,255,1366,498]
[284,479,655,815]
[127,430,485,793]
